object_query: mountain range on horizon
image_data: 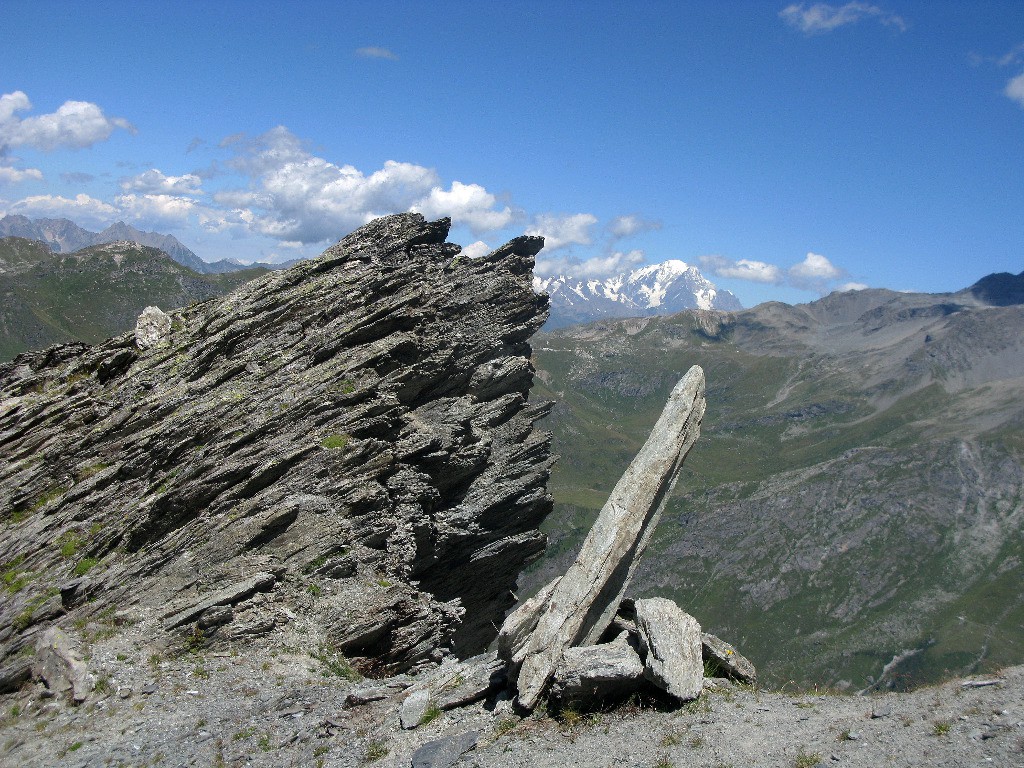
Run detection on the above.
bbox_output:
[0,236,267,360]
[535,259,744,329]
[3,214,747,329]
[0,215,291,275]
[526,271,1024,689]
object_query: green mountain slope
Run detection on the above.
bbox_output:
[527,288,1024,690]
[0,237,267,361]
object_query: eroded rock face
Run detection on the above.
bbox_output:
[0,214,553,677]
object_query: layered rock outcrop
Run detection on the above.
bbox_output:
[0,213,554,678]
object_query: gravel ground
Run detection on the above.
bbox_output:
[1,615,1021,768]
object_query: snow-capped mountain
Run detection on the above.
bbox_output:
[534,259,742,329]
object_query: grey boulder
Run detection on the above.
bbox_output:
[702,632,757,684]
[549,634,645,707]
[33,627,93,704]
[634,597,703,702]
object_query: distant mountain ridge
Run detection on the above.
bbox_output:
[0,215,291,274]
[534,259,742,329]
[966,269,1024,307]
[526,271,1024,690]
[0,236,266,360]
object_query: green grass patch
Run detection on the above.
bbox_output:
[320,433,349,450]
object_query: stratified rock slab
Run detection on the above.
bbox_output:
[549,635,645,707]
[634,598,702,702]
[702,632,757,684]
[0,213,554,678]
[513,366,705,710]
[162,572,277,629]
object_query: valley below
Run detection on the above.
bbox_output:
[525,284,1024,691]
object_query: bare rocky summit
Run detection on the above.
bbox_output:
[0,213,554,686]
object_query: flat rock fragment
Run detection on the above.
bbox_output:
[411,730,480,768]
[549,634,645,707]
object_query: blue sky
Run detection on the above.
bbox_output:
[1,1,1022,306]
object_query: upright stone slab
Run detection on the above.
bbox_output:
[513,366,705,710]
[634,597,703,702]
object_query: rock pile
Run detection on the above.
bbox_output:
[377,367,755,725]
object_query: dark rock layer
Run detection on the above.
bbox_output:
[0,213,553,676]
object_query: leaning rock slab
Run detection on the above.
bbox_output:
[634,598,703,702]
[702,632,756,684]
[549,634,645,707]
[513,366,705,710]
[33,627,93,704]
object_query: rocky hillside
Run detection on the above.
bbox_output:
[0,214,554,690]
[535,259,741,329]
[0,214,279,274]
[0,237,266,361]
[527,285,1024,690]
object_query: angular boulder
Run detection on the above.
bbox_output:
[134,305,172,349]
[33,627,93,704]
[548,634,645,707]
[634,597,703,702]
[702,632,757,684]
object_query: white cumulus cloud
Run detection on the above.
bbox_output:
[838,281,869,291]
[790,251,842,280]
[460,241,491,259]
[608,214,661,239]
[779,2,906,34]
[0,90,134,152]
[121,168,203,195]
[700,255,783,284]
[410,181,516,235]
[1006,72,1024,108]
[0,165,43,184]
[9,193,118,226]
[788,251,848,292]
[535,249,646,279]
[115,193,198,227]
[219,126,456,243]
[525,212,598,251]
